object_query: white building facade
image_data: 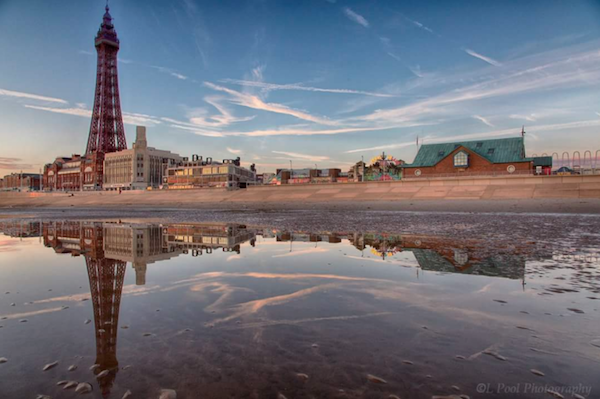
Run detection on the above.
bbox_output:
[103,126,183,190]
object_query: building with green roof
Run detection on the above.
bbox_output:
[402,136,552,178]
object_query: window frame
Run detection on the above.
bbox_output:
[453,150,469,168]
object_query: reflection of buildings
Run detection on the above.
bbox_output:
[2,220,545,281]
[276,232,342,243]
[0,221,41,238]
[103,223,183,285]
[163,224,257,255]
[276,231,539,280]
[400,235,527,280]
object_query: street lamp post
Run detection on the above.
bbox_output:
[361,156,364,182]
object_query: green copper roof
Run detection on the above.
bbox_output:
[405,137,527,168]
[532,156,553,167]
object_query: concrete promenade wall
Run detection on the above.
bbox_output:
[1,174,599,208]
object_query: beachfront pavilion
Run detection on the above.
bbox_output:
[402,136,552,178]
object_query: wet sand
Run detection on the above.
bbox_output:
[1,219,599,399]
[1,198,600,215]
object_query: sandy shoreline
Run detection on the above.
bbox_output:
[1,198,600,217]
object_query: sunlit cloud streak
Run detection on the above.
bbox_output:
[343,7,369,28]
[23,105,162,126]
[150,65,188,80]
[510,114,537,122]
[219,79,395,98]
[185,96,255,128]
[464,49,502,67]
[473,115,495,127]
[355,45,600,125]
[0,88,67,104]
[272,151,330,162]
[194,121,433,137]
[204,82,335,125]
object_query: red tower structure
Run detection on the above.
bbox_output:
[83,5,127,190]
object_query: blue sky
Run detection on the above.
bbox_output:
[1,0,600,175]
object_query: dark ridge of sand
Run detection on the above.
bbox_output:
[1,198,600,215]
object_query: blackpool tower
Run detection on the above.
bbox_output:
[83,4,127,190]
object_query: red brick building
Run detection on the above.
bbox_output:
[43,155,84,191]
[0,172,41,191]
[402,136,551,178]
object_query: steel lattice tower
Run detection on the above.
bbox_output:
[86,5,127,157]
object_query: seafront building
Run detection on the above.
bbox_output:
[268,168,343,185]
[103,126,182,191]
[43,155,84,191]
[165,156,257,189]
[402,136,552,178]
[0,172,41,191]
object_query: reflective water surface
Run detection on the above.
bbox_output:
[0,219,599,399]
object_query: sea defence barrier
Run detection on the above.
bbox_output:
[1,174,599,208]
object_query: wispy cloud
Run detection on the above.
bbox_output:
[472,115,495,127]
[595,112,600,117]
[510,114,537,122]
[227,147,241,155]
[204,82,334,125]
[168,124,224,137]
[355,44,600,126]
[272,151,330,162]
[219,79,395,98]
[0,88,67,104]
[0,157,35,170]
[411,19,434,33]
[151,65,188,80]
[346,141,416,154]
[464,49,502,67]
[193,121,433,138]
[395,13,436,35]
[23,105,162,126]
[343,7,369,28]
[187,96,255,128]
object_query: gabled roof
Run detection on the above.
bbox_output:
[404,137,527,168]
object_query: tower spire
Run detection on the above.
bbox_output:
[84,5,126,189]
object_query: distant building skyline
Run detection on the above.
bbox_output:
[1,0,600,176]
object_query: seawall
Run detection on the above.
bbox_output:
[1,174,599,209]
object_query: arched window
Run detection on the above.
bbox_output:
[454,151,469,167]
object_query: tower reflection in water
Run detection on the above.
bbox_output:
[35,221,256,397]
[0,220,540,396]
